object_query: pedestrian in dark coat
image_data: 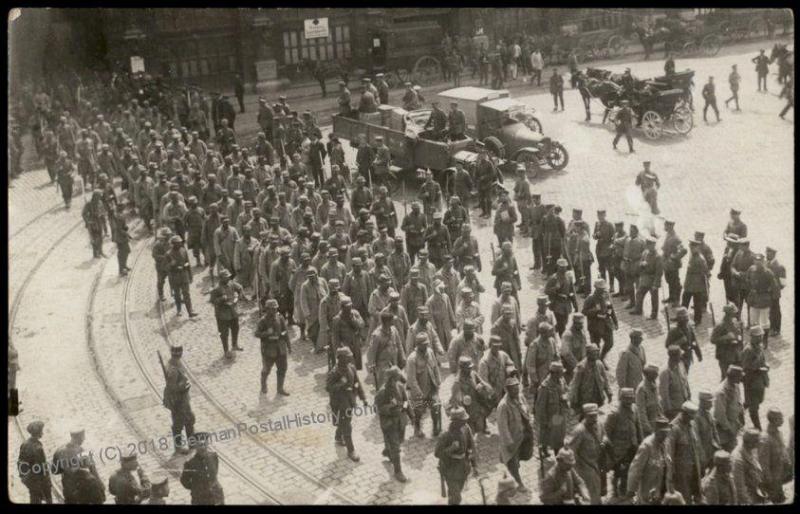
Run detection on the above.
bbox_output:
[17,421,52,504]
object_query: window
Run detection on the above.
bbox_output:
[282,24,351,65]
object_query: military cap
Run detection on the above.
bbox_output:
[432,211,443,220]
[219,269,232,280]
[582,403,599,415]
[220,214,230,222]
[417,305,429,315]
[384,365,403,382]
[594,279,608,290]
[620,99,630,104]
[463,265,475,273]
[537,295,549,305]
[169,235,183,244]
[730,208,741,215]
[681,401,698,414]
[713,450,731,465]
[505,377,520,388]
[462,318,475,329]
[351,257,363,266]
[753,253,765,261]
[300,251,311,260]
[675,306,689,319]
[27,421,45,436]
[170,345,183,356]
[726,364,743,377]
[394,235,404,243]
[69,425,86,438]
[389,291,401,300]
[413,85,422,91]
[336,346,354,360]
[277,246,290,256]
[501,281,513,292]
[265,299,279,309]
[380,310,395,322]
[667,344,682,356]
[614,221,624,227]
[404,81,413,87]
[549,361,564,373]
[620,387,635,400]
[743,428,760,444]
[572,313,585,322]
[532,193,542,199]
[750,325,764,336]
[646,236,657,244]
[490,335,504,346]
[305,267,318,277]
[698,391,713,402]
[662,491,686,505]
[644,364,659,375]
[327,248,339,257]
[120,450,138,464]
[556,448,576,465]
[193,432,212,446]
[722,303,738,315]
[497,475,518,492]
[157,227,173,239]
[572,208,582,217]
[375,135,384,142]
[449,406,469,421]
[586,343,600,354]
[767,408,783,422]
[501,241,512,251]
[150,472,169,490]
[556,258,568,268]
[765,246,777,254]
[458,356,474,369]
[501,304,514,314]
[654,416,671,429]
[415,332,430,345]
[379,274,392,284]
[630,329,643,340]
[418,248,429,256]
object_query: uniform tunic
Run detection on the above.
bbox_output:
[659,362,691,418]
[566,421,606,504]
[616,344,646,390]
[665,418,703,504]
[713,378,745,451]
[366,326,406,387]
[535,374,569,450]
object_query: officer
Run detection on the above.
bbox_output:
[662,219,688,305]
[166,235,198,317]
[626,416,671,504]
[581,279,618,362]
[702,76,721,123]
[613,99,635,153]
[435,406,478,505]
[401,201,427,263]
[17,420,52,504]
[545,258,577,336]
[700,450,736,505]
[593,210,615,287]
[326,346,367,462]
[765,246,786,336]
[255,299,291,396]
[367,311,407,389]
[180,432,225,505]
[666,307,702,371]
[665,401,703,504]
[163,345,196,454]
[540,448,590,504]
[448,101,467,140]
[635,364,663,438]
[604,387,641,497]
[565,403,606,504]
[108,451,151,504]
[374,365,410,482]
[535,361,569,458]
[710,304,744,380]
[616,329,646,391]
[713,365,745,452]
[740,325,769,430]
[406,333,443,438]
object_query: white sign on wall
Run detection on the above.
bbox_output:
[130,56,145,74]
[304,18,329,39]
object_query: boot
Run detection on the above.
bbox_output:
[277,374,290,396]
[413,418,424,438]
[260,372,268,395]
[393,457,408,482]
[432,406,442,436]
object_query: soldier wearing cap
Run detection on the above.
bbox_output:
[108,450,151,504]
[566,403,606,503]
[326,346,368,461]
[52,426,101,503]
[475,147,499,218]
[523,320,558,402]
[609,221,628,295]
[406,333,443,438]
[492,302,523,372]
[569,344,612,415]
[299,266,329,353]
[541,448,590,504]
[583,278,620,362]
[535,361,569,458]
[764,247,786,336]
[451,296,485,355]
[401,202,428,263]
[631,236,663,318]
[321,247,346,285]
[367,310,406,389]
[696,390,721,473]
[370,134,392,183]
[626,415,671,504]
[666,307,702,371]
[398,267,425,325]
[759,408,790,503]
[372,366,411,483]
[732,429,767,504]
[478,335,514,408]
[82,189,107,258]
[729,236,753,313]
[718,232,741,304]
[711,303,744,380]
[449,354,493,435]
[525,295,558,347]
[724,207,748,240]
[497,376,533,491]
[318,279,346,369]
[660,345,691,419]
[621,224,645,309]
[166,234,199,317]
[493,192,519,246]
[665,401,703,504]
[713,365,745,452]
[592,209,614,285]
[180,432,224,505]
[17,420,52,503]
[422,100,448,140]
[256,295,290,392]
[635,161,660,215]
[331,295,366,369]
[604,387,641,497]
[435,406,478,504]
[557,312,585,383]
[545,257,577,336]
[443,195,468,244]
[660,219,687,306]
[740,325,769,430]
[416,169,441,224]
[152,228,174,303]
[613,99,635,153]
[337,80,352,115]
[184,196,206,267]
[423,211,450,268]
[162,345,196,453]
[147,473,169,505]
[701,450,736,504]
[491,281,521,330]
[745,254,776,348]
[213,214,240,279]
[636,364,663,437]
[616,329,647,390]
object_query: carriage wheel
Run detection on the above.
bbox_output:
[545,142,569,170]
[412,56,442,86]
[671,105,694,135]
[749,17,769,39]
[641,111,664,140]
[701,35,722,57]
[607,35,627,58]
[682,41,698,56]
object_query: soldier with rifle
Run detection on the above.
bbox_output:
[545,258,578,336]
[435,406,478,505]
[160,345,195,454]
[710,304,744,380]
[665,307,703,372]
[375,366,411,482]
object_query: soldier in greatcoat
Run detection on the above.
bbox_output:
[255,299,290,395]
[448,356,493,435]
[540,448,590,504]
[566,403,606,504]
[375,366,410,482]
[745,254,776,348]
[17,420,52,504]
[665,401,703,504]
[732,429,766,504]
[163,345,195,453]
[478,336,514,410]
[740,325,769,430]
[604,387,641,497]
[367,311,407,389]
[523,321,559,404]
[166,235,198,317]
[713,365,745,452]
[625,415,670,504]
[569,344,612,416]
[213,215,239,277]
[108,452,151,504]
[696,391,722,474]
[406,334,443,438]
[616,329,646,391]
[659,345,691,419]
[559,313,587,384]
[435,406,478,505]
[327,347,368,462]
[180,432,224,505]
[758,408,791,504]
[331,296,366,370]
[710,304,744,380]
[497,377,533,492]
[535,361,570,457]
[701,450,737,504]
[632,237,663,318]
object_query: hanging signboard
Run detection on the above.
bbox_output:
[304,17,329,39]
[130,56,145,74]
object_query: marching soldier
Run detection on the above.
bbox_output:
[448,316,484,368]
[745,254,776,348]
[327,347,368,462]
[635,161,660,215]
[622,224,645,310]
[659,345,691,419]
[449,354,493,436]
[662,219,688,305]
[180,432,225,505]
[535,361,569,457]
[479,335,514,408]
[108,451,151,504]
[375,366,410,482]
[697,391,722,474]
[665,401,703,504]
[610,221,628,295]
[406,333,443,438]
[513,166,531,235]
[332,296,366,370]
[710,304,744,380]
[540,448,590,505]
[701,450,737,505]
[713,365,745,452]
[337,81,352,115]
[367,311,407,389]
[616,329,646,391]
[475,147,497,218]
[740,326,769,430]
[593,210,615,288]
[683,239,710,325]
[52,427,102,504]
[730,237,753,314]
[492,241,521,299]
[529,194,547,270]
[147,475,170,505]
[559,312,587,385]
[209,269,244,358]
[732,429,767,504]
[419,170,442,223]
[569,344,612,415]
[497,376,533,492]
[582,279,618,362]
[443,196,468,243]
[17,420,52,504]
[166,235,198,317]
[545,258,577,336]
[604,387,642,497]
[758,408,791,504]
[765,246,786,336]
[435,406,478,505]
[424,212,451,268]
[635,364,664,438]
[566,403,606,504]
[626,416,671,504]
[401,202,427,263]
[163,345,196,453]
[702,76,721,123]
[255,299,291,395]
[666,306,702,371]
[83,190,107,258]
[372,136,391,186]
[523,321,558,404]
[632,236,663,318]
[612,99,635,153]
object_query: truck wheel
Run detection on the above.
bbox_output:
[545,142,569,170]
[482,136,505,159]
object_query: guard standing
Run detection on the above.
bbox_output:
[327,346,367,462]
[662,219,687,306]
[740,326,769,430]
[529,194,547,270]
[180,432,225,505]
[613,100,635,153]
[166,235,198,317]
[752,49,770,92]
[765,246,785,336]
[435,406,478,505]
[17,420,52,504]
[163,345,195,454]
[209,269,244,358]
[375,366,410,482]
[255,299,291,395]
[702,76,721,123]
[593,210,615,288]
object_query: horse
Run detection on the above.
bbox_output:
[771,43,794,84]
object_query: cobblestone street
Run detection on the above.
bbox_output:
[9,42,794,504]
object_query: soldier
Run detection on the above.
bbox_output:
[451,162,473,210]
[593,210,614,288]
[659,345,691,419]
[17,420,52,504]
[732,429,766,504]
[449,356,493,435]
[256,298,291,395]
[725,64,741,111]
[573,221,593,295]
[610,221,628,295]
[419,170,442,223]
[56,152,76,208]
[108,451,151,504]
[435,255,461,307]
[559,313,587,385]
[582,279,619,362]
[512,166,532,236]
[541,448,590,504]
[372,136,391,186]
[713,365,745,452]
[184,197,206,266]
[730,237,754,314]
[492,241,521,300]
[208,269,244,358]
[765,246,786,336]
[180,432,224,505]
[367,311,406,389]
[683,238,710,325]
[376,74,390,105]
[424,212,451,268]
[702,76,721,123]
[147,474,170,505]
[545,258,577,336]
[497,376,533,491]
[372,188,398,238]
[375,366,410,482]
[632,236,663,318]
[666,306,702,371]
[613,99,635,153]
[718,234,740,304]
[161,345,196,453]
[665,401,703,504]
[745,254,776,348]
[401,202,427,263]
[758,408,791,504]
[662,219,688,305]
[455,287,485,336]
[475,147,497,218]
[740,325,769,430]
[535,361,569,457]
[331,296,366,370]
[422,100,447,140]
[354,138,374,185]
[406,333,443,438]
[566,403,606,504]
[327,346,367,461]
[51,427,100,504]
[752,49,771,92]
[711,303,744,379]
[529,194,547,270]
[701,450,737,504]
[525,296,558,348]
[491,195,517,245]
[493,304,523,371]
[427,280,456,352]
[71,455,107,504]
[622,224,645,309]
[447,101,466,140]
[435,406,478,505]
[616,329,646,391]
[82,190,107,258]
[626,416,671,504]
[166,235,198,317]
[337,81,352,115]
[604,387,642,497]
[635,161,660,215]
[523,321,558,403]
[696,390,722,474]
[550,67,565,111]
[636,364,663,438]
[569,344,612,415]
[213,215,239,278]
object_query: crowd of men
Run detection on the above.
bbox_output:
[12,38,794,506]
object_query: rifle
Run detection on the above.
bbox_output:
[489,242,496,266]
[664,304,671,333]
[402,180,408,217]
[561,236,580,311]
[439,466,447,498]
